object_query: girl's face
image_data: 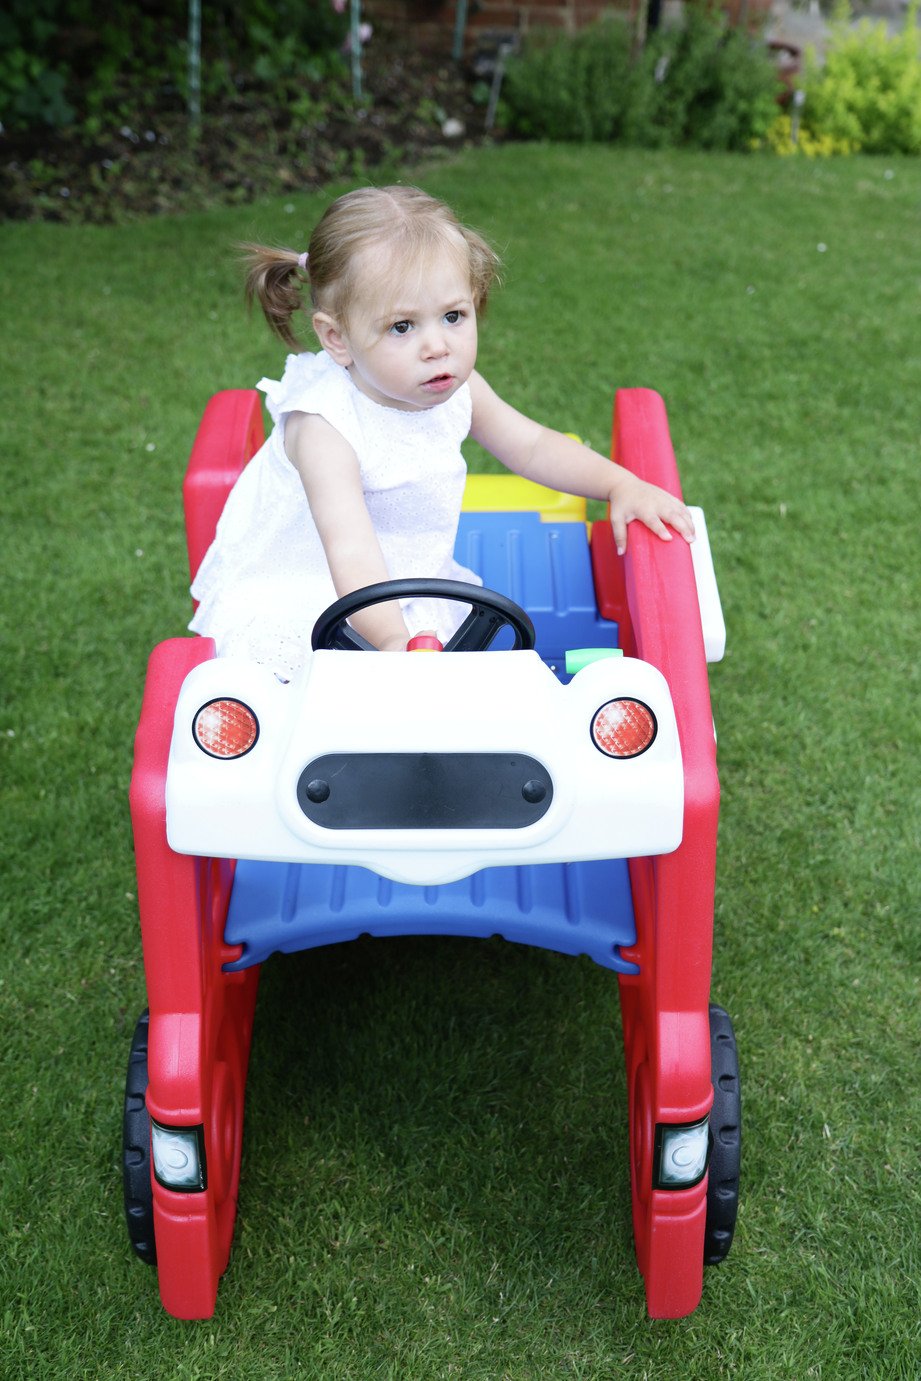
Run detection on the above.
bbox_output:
[331,249,478,412]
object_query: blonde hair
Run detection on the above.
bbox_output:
[241,185,501,350]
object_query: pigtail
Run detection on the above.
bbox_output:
[239,243,310,350]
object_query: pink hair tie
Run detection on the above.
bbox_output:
[297,251,309,271]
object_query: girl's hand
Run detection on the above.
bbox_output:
[608,474,696,557]
[467,375,697,557]
[375,629,439,652]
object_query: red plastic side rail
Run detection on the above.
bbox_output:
[593,389,720,1319]
[183,389,264,586]
[130,636,259,1318]
[130,389,264,1317]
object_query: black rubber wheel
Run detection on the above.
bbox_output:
[704,1003,741,1265]
[122,1009,157,1265]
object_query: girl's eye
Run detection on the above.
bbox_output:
[390,320,412,336]
[444,310,462,325]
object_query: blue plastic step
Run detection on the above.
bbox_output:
[224,859,637,974]
[455,512,617,664]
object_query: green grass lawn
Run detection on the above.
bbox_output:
[2,144,920,1378]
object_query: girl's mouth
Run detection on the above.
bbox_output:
[422,373,454,393]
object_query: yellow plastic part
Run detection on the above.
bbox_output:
[462,473,586,522]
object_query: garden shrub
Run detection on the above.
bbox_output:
[761,112,856,156]
[799,0,921,155]
[501,17,634,142]
[502,10,780,153]
[625,9,780,150]
[0,0,348,133]
[0,0,74,131]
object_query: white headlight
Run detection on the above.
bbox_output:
[151,1122,206,1191]
[656,1118,710,1188]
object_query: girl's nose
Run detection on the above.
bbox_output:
[420,326,448,358]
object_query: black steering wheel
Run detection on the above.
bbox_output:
[311,578,536,652]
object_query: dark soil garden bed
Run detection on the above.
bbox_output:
[1,43,492,224]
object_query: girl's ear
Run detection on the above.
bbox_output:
[313,311,352,366]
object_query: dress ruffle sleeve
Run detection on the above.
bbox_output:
[257,351,364,459]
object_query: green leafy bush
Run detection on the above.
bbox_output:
[0,48,74,130]
[799,0,921,154]
[760,111,857,155]
[501,18,634,142]
[502,10,780,153]
[625,9,780,150]
[0,0,348,133]
[0,1,73,131]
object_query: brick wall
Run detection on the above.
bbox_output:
[363,0,631,54]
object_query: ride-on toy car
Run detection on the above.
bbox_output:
[123,386,740,1320]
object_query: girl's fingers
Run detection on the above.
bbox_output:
[612,495,695,554]
[645,515,673,541]
[669,507,696,541]
[611,512,628,556]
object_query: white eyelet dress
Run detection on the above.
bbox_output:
[189,350,482,677]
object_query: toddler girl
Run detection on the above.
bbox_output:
[190,185,694,676]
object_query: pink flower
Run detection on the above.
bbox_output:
[331,0,346,12]
[343,21,373,52]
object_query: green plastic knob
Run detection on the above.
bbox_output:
[565,647,623,674]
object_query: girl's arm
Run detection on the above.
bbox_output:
[285,410,412,651]
[468,371,695,555]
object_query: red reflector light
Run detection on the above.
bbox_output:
[193,699,258,759]
[591,698,656,758]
